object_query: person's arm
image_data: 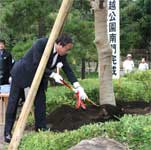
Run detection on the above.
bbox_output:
[61,56,87,100]
[123,61,126,69]
[138,63,141,70]
[132,60,135,68]
[8,52,13,72]
[146,63,149,70]
[61,56,77,84]
[49,56,76,85]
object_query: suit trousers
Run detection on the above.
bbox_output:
[4,78,46,134]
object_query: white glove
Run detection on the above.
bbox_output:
[73,82,88,100]
[57,62,63,68]
[49,72,63,84]
[8,77,12,84]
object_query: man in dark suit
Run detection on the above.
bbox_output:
[4,34,87,143]
[0,39,13,85]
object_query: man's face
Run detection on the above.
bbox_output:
[0,42,5,50]
[56,43,73,56]
[127,56,132,60]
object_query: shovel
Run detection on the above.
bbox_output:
[56,63,99,109]
[60,79,99,109]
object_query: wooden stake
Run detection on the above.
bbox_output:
[8,0,73,149]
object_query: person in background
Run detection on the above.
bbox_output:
[0,39,13,85]
[0,39,25,106]
[123,54,134,74]
[138,58,149,71]
[4,34,88,143]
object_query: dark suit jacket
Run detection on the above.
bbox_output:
[0,49,12,84]
[11,38,77,88]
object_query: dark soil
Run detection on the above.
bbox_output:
[26,101,151,132]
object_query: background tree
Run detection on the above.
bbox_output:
[120,0,151,59]
[0,0,98,78]
[1,0,150,77]
[65,1,97,79]
[64,11,96,79]
[1,1,65,50]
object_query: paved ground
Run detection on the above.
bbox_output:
[0,136,4,150]
[0,125,4,150]
[0,125,9,150]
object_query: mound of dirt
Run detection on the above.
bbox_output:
[117,101,151,114]
[45,101,151,132]
[46,104,123,131]
[25,101,151,132]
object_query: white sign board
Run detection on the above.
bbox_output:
[107,0,120,79]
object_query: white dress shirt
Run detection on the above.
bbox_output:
[51,46,58,68]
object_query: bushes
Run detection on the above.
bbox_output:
[19,115,151,150]
[114,71,151,102]
[12,39,34,60]
[114,78,148,101]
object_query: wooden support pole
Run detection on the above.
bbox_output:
[8,0,73,149]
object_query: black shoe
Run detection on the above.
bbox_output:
[4,133,12,143]
[35,127,50,132]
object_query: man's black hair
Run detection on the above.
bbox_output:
[0,39,5,45]
[56,33,72,46]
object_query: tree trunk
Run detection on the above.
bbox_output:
[81,57,85,79]
[90,0,116,105]
[95,61,98,72]
[88,60,91,73]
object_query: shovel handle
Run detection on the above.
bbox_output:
[61,80,74,90]
[61,79,99,107]
[86,98,99,107]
